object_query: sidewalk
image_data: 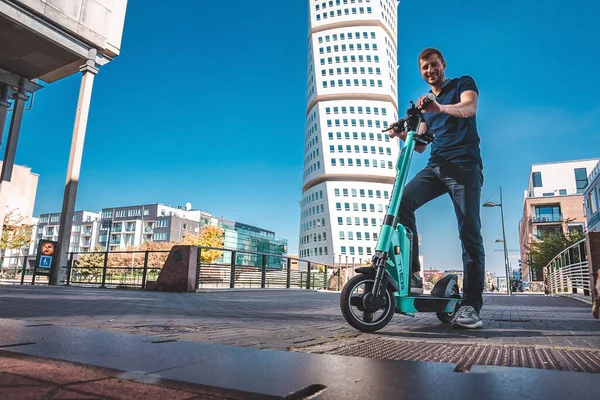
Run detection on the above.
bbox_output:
[1,319,599,400]
[0,351,232,399]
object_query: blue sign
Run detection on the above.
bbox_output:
[39,256,52,269]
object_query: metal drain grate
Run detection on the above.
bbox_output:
[328,339,600,374]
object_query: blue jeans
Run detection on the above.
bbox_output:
[399,164,485,313]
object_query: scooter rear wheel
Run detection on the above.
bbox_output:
[436,284,461,324]
[340,274,395,332]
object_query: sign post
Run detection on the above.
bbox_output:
[33,239,58,284]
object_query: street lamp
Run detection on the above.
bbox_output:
[483,187,512,295]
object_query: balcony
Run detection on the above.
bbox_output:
[527,188,582,198]
[144,227,154,233]
[530,214,563,223]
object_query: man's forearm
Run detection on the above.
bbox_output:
[439,101,476,118]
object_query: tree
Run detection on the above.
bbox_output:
[525,222,584,281]
[180,225,225,264]
[0,209,33,251]
[73,245,105,282]
[137,241,177,268]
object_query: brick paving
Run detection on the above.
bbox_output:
[0,285,598,354]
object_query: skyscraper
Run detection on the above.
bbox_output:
[300,0,399,265]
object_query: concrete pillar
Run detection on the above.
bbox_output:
[50,51,98,285]
[0,79,29,239]
[0,84,11,147]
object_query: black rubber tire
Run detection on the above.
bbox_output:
[436,284,461,324]
[340,274,395,332]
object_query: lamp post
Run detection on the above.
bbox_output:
[483,187,512,295]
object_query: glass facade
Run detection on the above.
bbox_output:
[209,220,288,269]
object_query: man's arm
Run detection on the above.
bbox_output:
[419,90,478,118]
[414,121,429,153]
[438,90,478,118]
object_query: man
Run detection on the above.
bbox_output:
[390,48,485,329]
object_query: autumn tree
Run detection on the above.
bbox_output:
[0,210,33,251]
[138,241,176,268]
[180,225,225,263]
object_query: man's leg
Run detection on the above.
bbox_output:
[399,167,448,276]
[438,165,485,327]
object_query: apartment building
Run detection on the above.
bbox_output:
[583,161,600,233]
[98,203,202,250]
[36,211,101,253]
[300,0,400,264]
[519,159,600,281]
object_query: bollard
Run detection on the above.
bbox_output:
[261,254,266,288]
[66,252,74,286]
[230,250,236,288]
[141,250,149,289]
[20,256,27,285]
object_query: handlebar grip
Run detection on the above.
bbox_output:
[420,93,436,109]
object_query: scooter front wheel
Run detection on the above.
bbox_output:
[340,274,395,332]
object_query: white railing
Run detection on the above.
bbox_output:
[544,239,592,295]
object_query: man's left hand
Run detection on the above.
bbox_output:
[418,95,442,113]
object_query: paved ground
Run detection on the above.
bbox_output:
[0,285,598,355]
[0,351,216,399]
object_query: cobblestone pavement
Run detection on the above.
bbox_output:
[0,285,598,355]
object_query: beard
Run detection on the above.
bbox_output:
[425,72,444,86]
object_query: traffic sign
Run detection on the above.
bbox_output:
[34,239,58,278]
[41,242,55,256]
[39,255,52,269]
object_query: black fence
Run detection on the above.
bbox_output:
[0,247,358,291]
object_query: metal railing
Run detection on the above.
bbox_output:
[530,214,563,223]
[0,255,45,285]
[1,246,365,291]
[544,239,592,296]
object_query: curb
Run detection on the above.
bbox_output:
[556,293,593,305]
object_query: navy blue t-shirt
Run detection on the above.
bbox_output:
[422,75,482,169]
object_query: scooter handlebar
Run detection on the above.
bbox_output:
[420,93,436,110]
[382,94,437,134]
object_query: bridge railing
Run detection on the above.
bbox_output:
[544,239,592,296]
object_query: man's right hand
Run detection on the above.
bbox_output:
[387,122,407,141]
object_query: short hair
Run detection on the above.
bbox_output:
[418,48,446,65]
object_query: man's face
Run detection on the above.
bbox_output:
[419,54,446,86]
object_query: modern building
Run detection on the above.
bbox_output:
[98,203,202,250]
[36,211,101,253]
[300,0,400,265]
[583,160,600,233]
[0,162,38,225]
[519,159,600,281]
[27,202,289,269]
[98,203,288,269]
[215,218,288,269]
[0,162,38,262]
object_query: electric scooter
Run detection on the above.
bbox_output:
[340,94,461,332]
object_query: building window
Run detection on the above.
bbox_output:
[575,168,588,193]
[532,171,542,188]
[534,206,561,223]
[155,219,169,228]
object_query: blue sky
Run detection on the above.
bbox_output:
[4,0,599,276]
